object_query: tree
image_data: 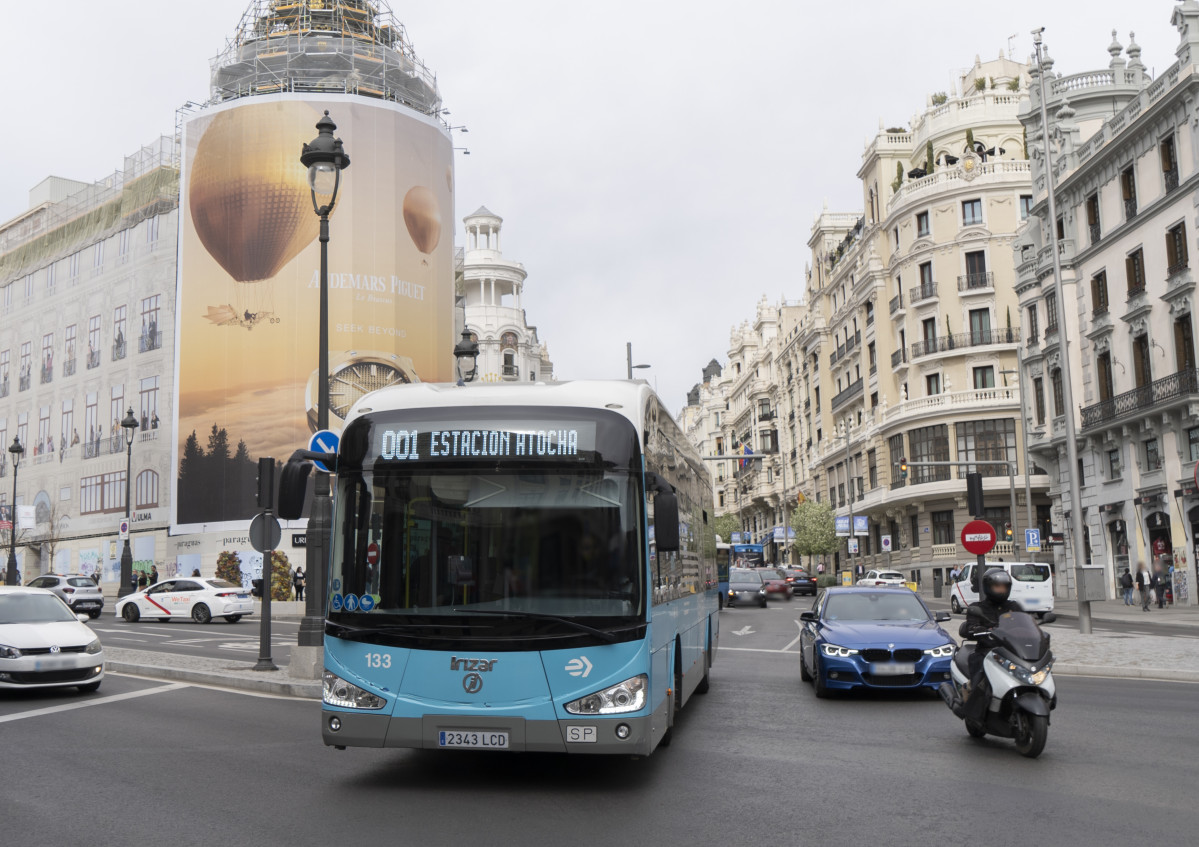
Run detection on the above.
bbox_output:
[713,513,740,544]
[269,550,292,601]
[791,499,837,567]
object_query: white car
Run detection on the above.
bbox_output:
[0,586,105,693]
[857,569,907,587]
[115,578,254,624]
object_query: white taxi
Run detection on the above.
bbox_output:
[856,569,908,587]
[115,578,254,624]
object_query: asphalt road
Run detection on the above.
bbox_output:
[2,603,1195,847]
[87,617,299,663]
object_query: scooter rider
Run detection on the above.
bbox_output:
[956,568,1021,719]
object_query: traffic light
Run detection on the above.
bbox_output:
[899,458,908,481]
[1005,521,1013,540]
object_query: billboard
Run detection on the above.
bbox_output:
[175,96,453,530]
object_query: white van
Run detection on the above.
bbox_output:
[948,561,1054,616]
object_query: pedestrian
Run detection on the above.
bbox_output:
[1154,565,1168,608]
[149,564,159,586]
[192,568,201,577]
[293,566,305,602]
[1119,568,1134,605]
[1136,564,1154,611]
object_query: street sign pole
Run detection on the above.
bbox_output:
[253,458,278,672]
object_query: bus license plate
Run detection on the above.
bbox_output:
[873,663,916,675]
[438,730,509,749]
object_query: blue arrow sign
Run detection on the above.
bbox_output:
[308,429,340,473]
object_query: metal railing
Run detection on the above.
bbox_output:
[19,373,30,391]
[1125,197,1137,219]
[891,349,906,368]
[1167,258,1189,276]
[40,364,52,384]
[909,282,937,304]
[87,350,100,369]
[1165,168,1180,192]
[1089,222,1101,245]
[1126,283,1146,300]
[112,340,127,361]
[909,327,1018,359]
[830,378,863,410]
[138,331,163,353]
[1081,368,1199,430]
[889,294,902,315]
[957,272,993,292]
[63,359,76,377]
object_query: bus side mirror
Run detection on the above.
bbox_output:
[277,459,313,520]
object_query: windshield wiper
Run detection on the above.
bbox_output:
[450,608,618,642]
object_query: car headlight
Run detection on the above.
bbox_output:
[564,674,647,715]
[923,643,955,658]
[820,643,859,658]
[728,590,735,597]
[322,670,386,710]
[0,644,21,659]
[84,639,102,655]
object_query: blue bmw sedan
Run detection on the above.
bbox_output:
[798,587,955,697]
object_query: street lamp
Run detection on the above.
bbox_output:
[6,436,23,585]
[117,408,139,597]
[842,418,855,574]
[453,328,480,385]
[298,111,350,655]
[626,342,650,380]
[1000,358,1035,539]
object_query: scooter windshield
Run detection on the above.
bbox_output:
[994,611,1050,662]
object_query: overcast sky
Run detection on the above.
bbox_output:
[1,1,1181,413]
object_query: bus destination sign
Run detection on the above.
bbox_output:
[376,421,597,462]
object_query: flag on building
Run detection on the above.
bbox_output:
[740,442,754,469]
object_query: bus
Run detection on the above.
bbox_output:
[731,543,765,569]
[280,380,719,756]
[716,542,732,607]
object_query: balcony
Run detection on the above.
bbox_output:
[891,349,907,368]
[1089,223,1101,245]
[502,364,519,380]
[19,373,30,391]
[1167,258,1189,277]
[112,339,127,361]
[889,294,903,315]
[908,282,937,305]
[63,358,76,377]
[957,272,994,293]
[139,331,163,354]
[0,380,7,398]
[1166,168,1180,193]
[883,386,1018,423]
[1125,197,1138,219]
[758,409,775,421]
[87,350,100,369]
[909,327,1018,359]
[40,364,52,385]
[830,377,863,411]
[1080,368,1199,431]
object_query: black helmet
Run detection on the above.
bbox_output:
[982,568,1012,604]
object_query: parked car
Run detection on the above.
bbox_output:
[798,587,955,697]
[0,586,104,693]
[727,568,768,608]
[757,567,792,600]
[115,577,254,624]
[949,561,1054,616]
[785,568,817,596]
[857,569,907,587]
[25,574,105,619]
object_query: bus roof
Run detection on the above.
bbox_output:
[346,380,661,433]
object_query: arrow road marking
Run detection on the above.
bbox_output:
[731,626,755,636]
[564,656,593,678]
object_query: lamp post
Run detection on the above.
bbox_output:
[1033,28,1092,634]
[118,408,139,597]
[842,418,855,575]
[1000,358,1035,538]
[626,342,650,380]
[298,111,350,660]
[6,437,23,585]
[453,328,480,385]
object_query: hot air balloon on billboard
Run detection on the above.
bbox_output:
[189,109,320,329]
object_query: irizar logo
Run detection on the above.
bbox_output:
[450,656,498,672]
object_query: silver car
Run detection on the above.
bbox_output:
[0,586,105,693]
[26,574,105,619]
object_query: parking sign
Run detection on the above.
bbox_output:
[1025,528,1041,553]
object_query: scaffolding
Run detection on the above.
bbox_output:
[210,0,441,115]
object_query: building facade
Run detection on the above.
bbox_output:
[461,207,554,383]
[1015,8,1199,603]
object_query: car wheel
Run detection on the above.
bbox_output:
[192,603,212,624]
[87,609,102,620]
[77,681,101,694]
[950,596,962,615]
[122,604,140,623]
[799,647,813,682]
[224,614,243,623]
[813,656,830,698]
[965,719,986,739]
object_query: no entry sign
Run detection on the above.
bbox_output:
[961,520,997,556]
[366,542,380,566]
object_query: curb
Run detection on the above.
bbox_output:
[106,660,322,699]
[1051,663,1199,683]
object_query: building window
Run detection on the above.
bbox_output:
[962,199,983,226]
[118,228,130,260]
[64,324,76,373]
[1090,271,1109,315]
[931,509,955,545]
[916,211,930,237]
[956,419,1015,478]
[1051,368,1064,417]
[1188,427,1199,462]
[888,433,905,489]
[69,252,79,280]
[925,373,941,396]
[80,471,127,515]
[46,263,56,295]
[867,448,877,489]
[1045,293,1058,333]
[1108,447,1122,480]
[1126,247,1145,295]
[1145,438,1162,471]
[110,385,124,437]
[113,305,127,360]
[93,241,104,271]
[1033,377,1045,424]
[718,491,725,508]
[61,399,74,450]
[87,315,101,369]
[1166,222,1189,274]
[1085,193,1101,244]
[1019,195,1033,220]
[1121,166,1137,218]
[139,295,161,353]
[972,366,995,389]
[1097,351,1114,401]
[19,342,31,391]
[139,376,159,429]
[908,424,950,483]
[135,469,159,509]
[1026,304,1039,343]
[146,215,160,245]
[1162,134,1179,191]
[84,392,98,457]
[919,261,933,288]
[910,514,920,548]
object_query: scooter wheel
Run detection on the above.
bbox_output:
[1014,712,1048,758]
[965,719,986,738]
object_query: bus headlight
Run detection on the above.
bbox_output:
[322,670,386,710]
[564,674,648,715]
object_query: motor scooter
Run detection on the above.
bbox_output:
[939,610,1057,758]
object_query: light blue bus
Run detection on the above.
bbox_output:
[281,381,719,755]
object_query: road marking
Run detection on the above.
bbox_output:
[92,628,174,638]
[731,626,756,636]
[0,682,189,724]
[781,621,803,652]
[721,646,799,654]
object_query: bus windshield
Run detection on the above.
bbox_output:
[327,406,647,638]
